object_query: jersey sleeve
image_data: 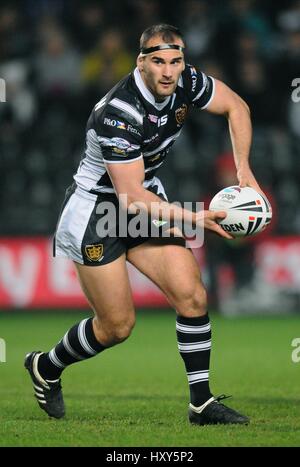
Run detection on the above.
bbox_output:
[182,64,215,109]
[94,103,144,164]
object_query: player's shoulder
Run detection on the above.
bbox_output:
[93,74,145,128]
[180,64,215,108]
[181,64,207,92]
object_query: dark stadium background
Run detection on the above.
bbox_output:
[1,0,300,449]
[1,0,299,313]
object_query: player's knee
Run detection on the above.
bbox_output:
[100,316,135,346]
[193,286,208,315]
[171,283,207,316]
[112,319,135,343]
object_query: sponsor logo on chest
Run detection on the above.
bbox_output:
[103,118,141,136]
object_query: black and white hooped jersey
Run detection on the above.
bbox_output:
[74,65,215,196]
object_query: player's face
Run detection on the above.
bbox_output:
[137,36,185,101]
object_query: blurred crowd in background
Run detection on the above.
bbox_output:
[1,0,300,236]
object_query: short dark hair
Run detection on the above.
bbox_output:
[139,24,185,50]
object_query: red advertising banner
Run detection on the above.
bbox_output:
[0,237,299,310]
[255,236,300,290]
[0,237,172,309]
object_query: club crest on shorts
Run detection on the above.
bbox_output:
[175,104,187,126]
[85,244,104,261]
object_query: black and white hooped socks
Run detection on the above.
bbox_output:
[37,317,106,380]
[176,314,213,407]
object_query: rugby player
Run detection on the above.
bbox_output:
[25,24,261,425]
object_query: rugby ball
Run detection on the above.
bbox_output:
[209,186,272,237]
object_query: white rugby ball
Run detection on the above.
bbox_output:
[209,186,272,237]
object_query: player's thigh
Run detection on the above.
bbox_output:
[127,239,206,314]
[74,253,135,326]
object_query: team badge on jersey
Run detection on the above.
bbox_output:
[175,104,188,126]
[85,244,104,261]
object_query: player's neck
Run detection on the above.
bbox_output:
[137,68,168,103]
[154,95,167,103]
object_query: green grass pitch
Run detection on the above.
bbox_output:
[0,310,299,447]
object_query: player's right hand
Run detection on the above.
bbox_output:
[196,210,234,240]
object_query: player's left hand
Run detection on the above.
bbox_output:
[196,210,234,240]
[237,165,263,195]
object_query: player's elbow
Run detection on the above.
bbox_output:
[236,94,251,117]
[227,94,251,120]
[240,96,251,116]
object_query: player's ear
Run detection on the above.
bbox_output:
[137,55,144,72]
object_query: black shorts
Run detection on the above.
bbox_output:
[53,184,185,266]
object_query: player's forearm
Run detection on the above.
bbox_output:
[227,98,252,170]
[121,188,196,225]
